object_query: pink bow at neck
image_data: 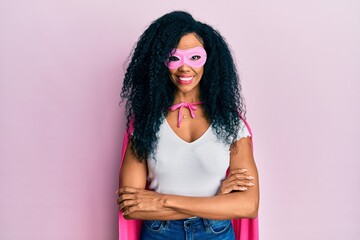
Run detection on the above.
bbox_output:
[169,102,203,127]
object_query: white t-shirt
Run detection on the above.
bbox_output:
[146,116,251,197]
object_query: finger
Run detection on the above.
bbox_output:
[219,185,248,195]
[226,179,255,187]
[223,173,253,184]
[118,199,139,211]
[222,173,246,184]
[228,168,248,175]
[117,193,138,204]
[119,201,136,211]
[227,184,249,193]
[232,173,254,181]
[116,197,125,205]
[123,206,136,216]
[232,186,248,192]
[119,187,138,194]
[245,175,255,180]
[218,180,253,194]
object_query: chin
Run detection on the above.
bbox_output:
[175,84,200,94]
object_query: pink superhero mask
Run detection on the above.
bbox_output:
[165,47,207,69]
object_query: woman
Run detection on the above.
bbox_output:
[116,11,259,240]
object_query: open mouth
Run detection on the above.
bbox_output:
[177,76,194,84]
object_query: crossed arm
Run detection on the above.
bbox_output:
[117,136,259,220]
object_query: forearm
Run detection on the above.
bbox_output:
[118,187,195,220]
[123,208,194,220]
[119,186,259,220]
[164,192,259,220]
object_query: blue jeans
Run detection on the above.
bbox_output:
[140,217,235,240]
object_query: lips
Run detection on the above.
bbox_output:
[177,76,194,84]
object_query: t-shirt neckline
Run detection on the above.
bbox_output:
[161,114,212,145]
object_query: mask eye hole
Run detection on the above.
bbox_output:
[190,55,201,60]
[168,56,180,61]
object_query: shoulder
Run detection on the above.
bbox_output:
[236,116,252,141]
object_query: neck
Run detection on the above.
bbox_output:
[173,90,201,104]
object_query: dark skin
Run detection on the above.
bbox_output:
[116,33,259,220]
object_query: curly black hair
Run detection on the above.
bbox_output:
[120,11,247,161]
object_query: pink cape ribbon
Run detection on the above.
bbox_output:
[169,102,203,127]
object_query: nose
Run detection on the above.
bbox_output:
[178,63,191,72]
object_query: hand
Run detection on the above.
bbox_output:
[216,168,255,195]
[116,187,167,216]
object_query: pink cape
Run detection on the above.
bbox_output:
[118,115,259,239]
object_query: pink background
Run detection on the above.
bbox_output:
[1,0,359,239]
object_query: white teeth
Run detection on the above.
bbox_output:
[178,76,194,81]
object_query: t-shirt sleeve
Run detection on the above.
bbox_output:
[236,118,252,141]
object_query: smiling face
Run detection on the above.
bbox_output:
[167,33,206,97]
